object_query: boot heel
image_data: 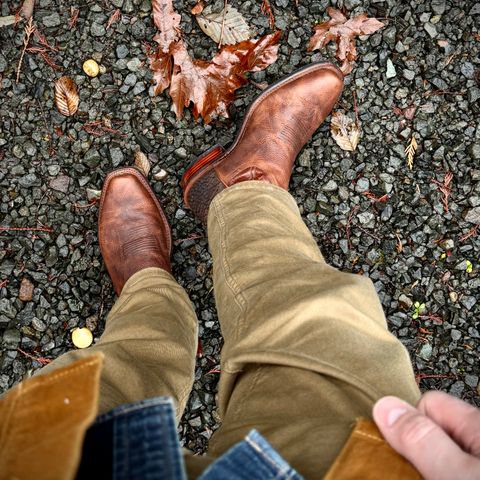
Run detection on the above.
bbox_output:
[181,144,224,189]
[181,145,225,223]
[187,168,225,223]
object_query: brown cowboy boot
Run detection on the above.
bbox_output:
[98,167,171,296]
[181,62,344,223]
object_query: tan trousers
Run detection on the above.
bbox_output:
[41,181,420,478]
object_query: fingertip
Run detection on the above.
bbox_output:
[373,396,413,428]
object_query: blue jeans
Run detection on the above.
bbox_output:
[76,397,303,480]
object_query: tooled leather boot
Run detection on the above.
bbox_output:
[181,62,344,223]
[98,167,171,296]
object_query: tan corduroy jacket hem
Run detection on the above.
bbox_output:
[0,356,421,479]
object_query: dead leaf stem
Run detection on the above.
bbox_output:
[261,0,275,29]
[218,0,228,47]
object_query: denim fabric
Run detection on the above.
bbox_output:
[77,396,302,480]
[77,397,186,480]
[199,429,304,480]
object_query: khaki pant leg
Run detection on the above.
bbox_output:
[206,182,420,478]
[38,267,198,421]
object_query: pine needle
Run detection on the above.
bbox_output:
[405,135,418,170]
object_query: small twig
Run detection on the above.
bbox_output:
[345,205,359,250]
[419,313,444,325]
[174,233,205,246]
[35,98,56,154]
[0,279,8,289]
[16,17,35,83]
[68,7,80,29]
[432,171,453,213]
[415,373,455,385]
[459,226,478,242]
[424,90,465,97]
[362,191,389,203]
[34,29,58,51]
[352,89,359,126]
[207,367,221,374]
[357,225,381,242]
[17,348,52,365]
[218,0,228,47]
[0,226,53,233]
[73,199,98,211]
[82,120,127,137]
[27,46,62,70]
[98,283,106,320]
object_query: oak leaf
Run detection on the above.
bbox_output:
[330,111,360,151]
[308,7,384,75]
[149,0,281,123]
[54,76,79,116]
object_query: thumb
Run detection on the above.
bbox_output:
[373,396,478,480]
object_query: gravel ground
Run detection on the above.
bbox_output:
[1,0,479,454]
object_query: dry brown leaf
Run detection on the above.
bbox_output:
[134,151,151,177]
[307,8,384,75]
[330,111,360,151]
[149,0,281,123]
[54,76,79,116]
[196,5,251,46]
[19,277,34,302]
[152,0,181,51]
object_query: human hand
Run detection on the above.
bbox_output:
[373,391,480,480]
